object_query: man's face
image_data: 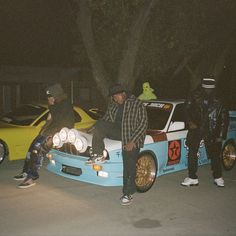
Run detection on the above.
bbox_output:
[47,96,55,105]
[112,92,126,104]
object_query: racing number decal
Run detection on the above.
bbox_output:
[167,140,181,165]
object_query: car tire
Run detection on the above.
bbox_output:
[135,152,157,193]
[222,140,236,171]
[0,140,8,164]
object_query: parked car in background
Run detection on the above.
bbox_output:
[0,103,98,164]
[47,100,236,192]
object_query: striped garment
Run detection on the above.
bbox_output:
[102,95,148,148]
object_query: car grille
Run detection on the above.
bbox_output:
[61,165,82,176]
[57,143,90,157]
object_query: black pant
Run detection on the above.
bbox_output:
[186,129,222,179]
[92,120,139,195]
[92,120,122,155]
[122,148,139,195]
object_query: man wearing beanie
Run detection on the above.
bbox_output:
[14,83,75,188]
[181,76,229,187]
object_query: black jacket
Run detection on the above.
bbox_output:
[185,86,229,142]
[41,98,74,136]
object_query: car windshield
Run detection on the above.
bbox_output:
[0,104,47,126]
[145,102,173,130]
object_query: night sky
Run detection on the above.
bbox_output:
[0,1,75,66]
[0,1,235,109]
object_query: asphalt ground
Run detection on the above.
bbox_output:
[0,159,236,236]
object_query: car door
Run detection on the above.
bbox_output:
[165,103,188,171]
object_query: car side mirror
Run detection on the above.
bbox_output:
[168,121,185,132]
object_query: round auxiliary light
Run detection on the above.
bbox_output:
[74,136,88,153]
[68,129,79,144]
[52,132,63,148]
[59,127,69,142]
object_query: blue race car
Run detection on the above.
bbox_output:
[47,100,236,192]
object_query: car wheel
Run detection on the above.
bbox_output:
[0,140,8,164]
[135,152,157,193]
[222,141,236,171]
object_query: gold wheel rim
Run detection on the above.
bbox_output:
[222,144,236,168]
[136,154,156,189]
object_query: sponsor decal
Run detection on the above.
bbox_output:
[115,151,121,158]
[148,103,165,108]
[144,102,172,111]
[167,140,181,165]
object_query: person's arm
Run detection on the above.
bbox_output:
[39,113,52,135]
[101,101,117,122]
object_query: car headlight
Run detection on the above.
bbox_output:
[52,132,63,148]
[68,128,79,143]
[59,127,69,142]
[74,136,88,153]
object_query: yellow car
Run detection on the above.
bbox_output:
[0,103,97,164]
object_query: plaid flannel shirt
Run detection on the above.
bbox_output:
[102,95,148,148]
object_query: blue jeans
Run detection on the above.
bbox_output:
[26,135,49,179]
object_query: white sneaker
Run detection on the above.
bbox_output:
[85,157,96,165]
[95,155,107,164]
[120,195,133,206]
[214,177,224,187]
[14,172,27,181]
[181,177,199,187]
[18,178,36,189]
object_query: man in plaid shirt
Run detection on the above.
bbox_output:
[87,84,148,205]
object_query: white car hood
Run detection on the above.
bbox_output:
[77,130,154,152]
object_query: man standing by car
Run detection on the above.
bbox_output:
[181,77,229,187]
[14,83,74,188]
[87,84,148,205]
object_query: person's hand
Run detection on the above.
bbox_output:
[215,137,223,142]
[124,141,135,151]
[188,121,197,129]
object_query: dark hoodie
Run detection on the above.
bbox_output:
[41,84,75,136]
[185,86,229,142]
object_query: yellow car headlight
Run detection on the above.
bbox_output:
[92,164,103,171]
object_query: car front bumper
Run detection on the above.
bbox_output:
[47,149,123,187]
